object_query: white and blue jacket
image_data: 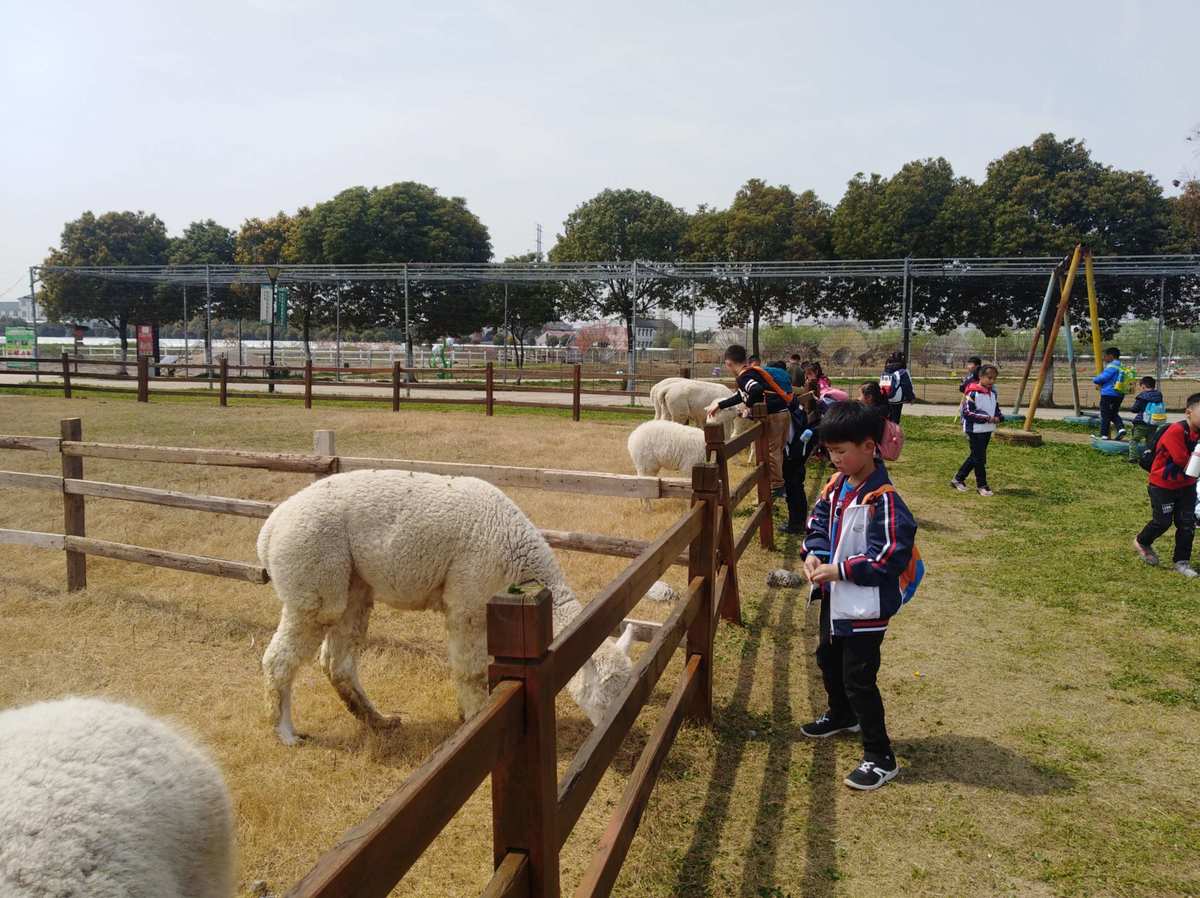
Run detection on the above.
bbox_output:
[961,383,999,435]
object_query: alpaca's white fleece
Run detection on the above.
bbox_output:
[256,470,632,733]
[627,420,708,478]
[649,377,685,419]
[0,697,235,898]
[655,380,737,427]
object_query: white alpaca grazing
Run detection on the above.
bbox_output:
[649,377,685,419]
[257,470,636,745]
[0,697,235,898]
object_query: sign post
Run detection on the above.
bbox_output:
[136,324,154,359]
[4,326,36,370]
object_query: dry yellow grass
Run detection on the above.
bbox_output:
[0,396,1197,898]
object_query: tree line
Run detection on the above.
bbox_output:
[38,133,1200,358]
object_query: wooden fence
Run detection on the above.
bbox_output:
[1,355,719,421]
[0,411,776,897]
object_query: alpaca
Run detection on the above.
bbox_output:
[256,470,635,745]
[627,420,710,510]
[655,379,738,427]
[0,697,235,898]
[649,377,685,419]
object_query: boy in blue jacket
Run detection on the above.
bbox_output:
[1093,347,1127,439]
[801,401,919,791]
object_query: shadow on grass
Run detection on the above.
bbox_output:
[672,517,841,898]
[893,735,1075,794]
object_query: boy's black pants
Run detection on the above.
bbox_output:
[782,453,807,530]
[1099,395,1125,438]
[815,595,892,761]
[1137,483,1197,563]
[955,431,992,488]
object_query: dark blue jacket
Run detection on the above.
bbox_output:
[802,463,918,635]
[1130,389,1164,425]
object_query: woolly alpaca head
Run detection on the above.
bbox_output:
[567,625,635,726]
[704,400,738,426]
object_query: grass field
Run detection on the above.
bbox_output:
[0,395,1196,897]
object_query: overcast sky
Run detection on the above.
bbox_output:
[2,0,1197,303]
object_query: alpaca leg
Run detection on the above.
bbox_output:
[634,462,657,510]
[263,605,326,746]
[320,580,398,731]
[444,603,489,721]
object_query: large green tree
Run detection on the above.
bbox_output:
[684,179,832,355]
[40,210,171,360]
[168,219,237,360]
[485,252,561,376]
[549,188,688,385]
[289,183,492,356]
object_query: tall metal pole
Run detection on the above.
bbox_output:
[900,256,912,362]
[182,285,188,369]
[629,261,638,394]
[1012,269,1059,415]
[29,267,40,383]
[335,283,342,381]
[403,265,413,372]
[204,265,213,370]
[1155,277,1166,383]
[1084,250,1103,376]
[690,309,696,371]
[1025,245,1083,431]
[503,282,509,369]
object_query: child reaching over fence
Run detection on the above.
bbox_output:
[951,364,1002,497]
[801,401,920,791]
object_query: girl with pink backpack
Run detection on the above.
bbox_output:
[860,382,904,461]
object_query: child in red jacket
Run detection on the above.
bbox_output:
[1134,392,1200,577]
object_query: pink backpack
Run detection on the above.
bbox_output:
[880,419,904,461]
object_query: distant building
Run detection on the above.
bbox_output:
[538,321,576,346]
[0,295,34,322]
[633,317,677,349]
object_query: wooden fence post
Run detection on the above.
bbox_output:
[304,359,313,409]
[61,352,71,398]
[61,417,86,591]
[313,430,336,482]
[750,403,775,551]
[136,355,149,402]
[687,463,720,722]
[572,363,581,422]
[680,366,690,379]
[487,584,559,898]
[392,362,401,412]
[219,357,228,407]
[705,422,742,625]
[486,362,495,416]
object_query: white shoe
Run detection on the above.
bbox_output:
[950,479,968,492]
[1173,562,1198,578]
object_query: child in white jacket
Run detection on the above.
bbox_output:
[951,365,1002,497]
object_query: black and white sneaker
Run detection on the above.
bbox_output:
[800,712,860,738]
[844,756,899,791]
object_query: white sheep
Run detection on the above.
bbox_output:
[655,379,738,427]
[256,470,635,745]
[0,697,235,898]
[627,420,709,487]
[649,377,685,419]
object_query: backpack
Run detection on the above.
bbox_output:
[750,365,809,445]
[1138,422,1175,473]
[879,419,904,461]
[880,369,914,404]
[1144,400,1167,424]
[1113,363,1137,395]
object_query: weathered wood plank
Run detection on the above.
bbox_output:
[0,470,62,492]
[718,421,760,458]
[734,502,769,563]
[63,536,269,583]
[0,528,65,550]
[480,852,530,898]
[550,504,703,693]
[0,435,60,453]
[63,441,336,474]
[572,655,702,898]
[729,464,762,510]
[557,577,701,844]
[539,529,688,567]
[64,479,276,519]
[285,682,523,898]
[339,455,688,500]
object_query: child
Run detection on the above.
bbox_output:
[801,401,918,791]
[879,351,916,424]
[1128,376,1167,462]
[859,382,904,461]
[1134,392,1200,577]
[1093,347,1127,440]
[709,345,791,493]
[959,356,982,394]
[804,361,832,394]
[951,364,1002,497]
